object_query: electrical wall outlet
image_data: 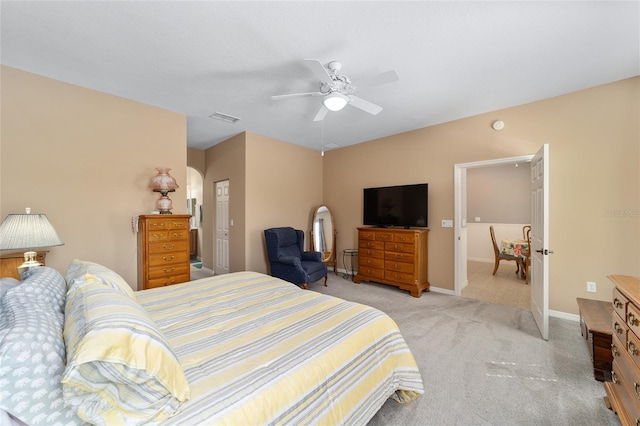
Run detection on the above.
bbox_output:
[441,219,453,228]
[587,281,597,292]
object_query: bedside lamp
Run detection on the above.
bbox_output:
[149,167,179,214]
[0,207,64,268]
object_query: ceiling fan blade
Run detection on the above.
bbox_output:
[304,59,333,85]
[358,70,399,88]
[349,95,383,115]
[271,91,323,101]
[313,105,329,122]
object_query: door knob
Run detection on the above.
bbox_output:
[535,249,554,255]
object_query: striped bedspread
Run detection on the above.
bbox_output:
[136,272,424,425]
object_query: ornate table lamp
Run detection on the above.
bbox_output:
[0,207,64,268]
[149,167,179,214]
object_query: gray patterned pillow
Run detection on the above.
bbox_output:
[17,266,67,313]
[0,292,85,425]
[0,278,19,298]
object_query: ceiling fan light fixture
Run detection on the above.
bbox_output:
[323,92,349,111]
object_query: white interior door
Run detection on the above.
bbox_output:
[216,180,229,275]
[530,144,550,340]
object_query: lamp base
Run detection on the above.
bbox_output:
[155,190,175,215]
[20,250,44,268]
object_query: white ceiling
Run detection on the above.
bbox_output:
[1,1,638,151]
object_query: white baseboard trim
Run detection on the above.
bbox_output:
[468,257,494,263]
[430,286,455,295]
[336,273,579,321]
[549,309,579,322]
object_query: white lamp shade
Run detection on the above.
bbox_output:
[323,92,350,112]
[0,212,64,250]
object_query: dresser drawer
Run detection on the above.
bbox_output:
[393,233,414,243]
[385,270,415,285]
[168,229,188,241]
[148,263,190,279]
[359,248,384,259]
[147,218,189,230]
[613,288,629,322]
[385,242,415,254]
[628,303,640,338]
[360,240,384,250]
[385,260,414,274]
[614,311,628,344]
[360,257,384,270]
[628,329,640,371]
[148,251,189,267]
[359,266,384,280]
[612,345,640,419]
[147,272,190,289]
[385,251,415,263]
[148,240,188,254]
[359,231,376,241]
[148,230,169,242]
[375,232,394,242]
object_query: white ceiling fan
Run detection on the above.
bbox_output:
[271,59,399,121]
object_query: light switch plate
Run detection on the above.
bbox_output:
[441,219,453,228]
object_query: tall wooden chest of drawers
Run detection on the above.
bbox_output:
[354,227,429,297]
[137,215,191,290]
[604,274,640,425]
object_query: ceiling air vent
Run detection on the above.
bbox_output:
[209,112,241,123]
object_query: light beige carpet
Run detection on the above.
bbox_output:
[311,273,618,426]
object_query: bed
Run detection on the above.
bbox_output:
[0,262,424,425]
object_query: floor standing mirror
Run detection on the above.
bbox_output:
[310,205,337,275]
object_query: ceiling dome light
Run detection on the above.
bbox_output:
[323,92,350,111]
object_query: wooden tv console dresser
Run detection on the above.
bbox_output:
[604,274,640,425]
[354,227,429,298]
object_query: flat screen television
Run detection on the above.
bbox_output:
[363,183,428,228]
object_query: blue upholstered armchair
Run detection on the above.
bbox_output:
[264,227,328,289]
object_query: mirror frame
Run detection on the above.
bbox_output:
[310,205,337,275]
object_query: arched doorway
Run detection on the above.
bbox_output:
[187,167,203,267]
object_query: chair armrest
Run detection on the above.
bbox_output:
[302,251,322,262]
[278,256,302,267]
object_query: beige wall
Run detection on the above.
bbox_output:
[187,147,205,176]
[200,132,323,274]
[2,65,637,316]
[245,132,323,273]
[324,76,639,315]
[202,133,247,272]
[0,66,187,290]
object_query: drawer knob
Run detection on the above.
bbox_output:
[634,383,640,399]
[614,322,624,334]
[630,341,639,356]
[163,244,175,250]
[630,312,639,326]
[163,255,175,261]
[612,343,620,357]
[612,371,620,384]
[163,267,175,273]
[614,298,624,309]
